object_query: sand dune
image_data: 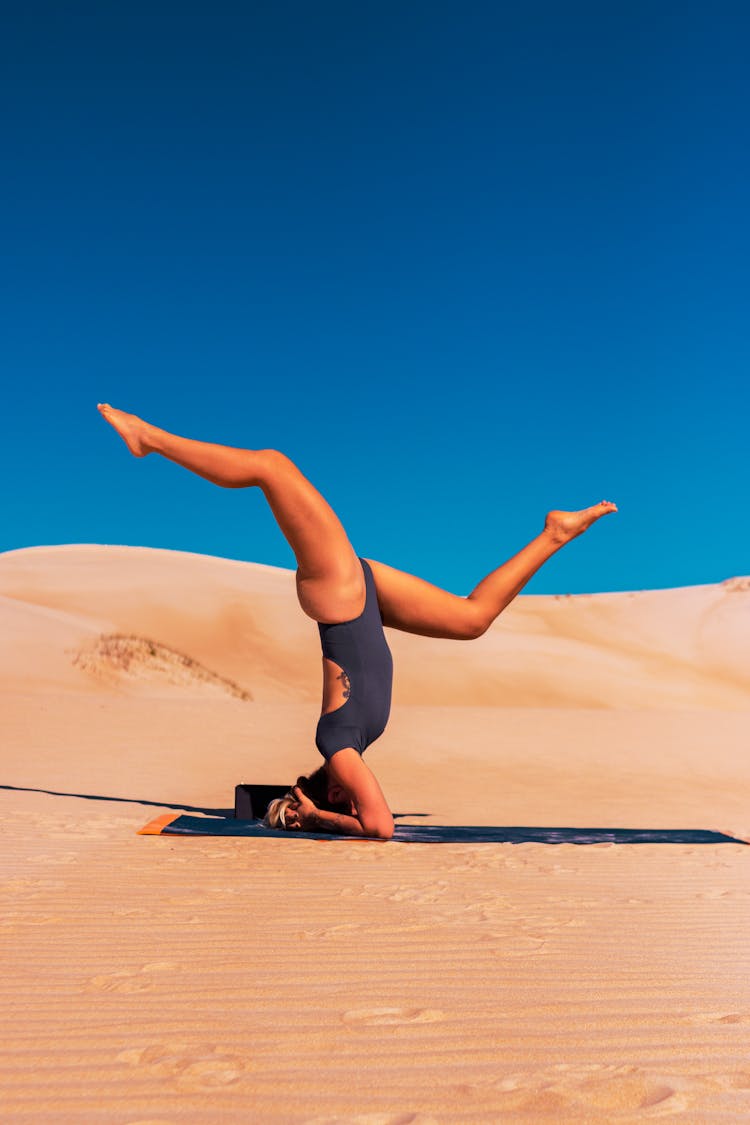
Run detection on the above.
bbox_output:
[1,543,749,1122]
[2,543,748,708]
[0,545,314,701]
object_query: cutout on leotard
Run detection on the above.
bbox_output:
[321,657,352,716]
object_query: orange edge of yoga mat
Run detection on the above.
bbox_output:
[137,813,180,835]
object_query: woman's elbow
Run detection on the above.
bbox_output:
[362,814,394,840]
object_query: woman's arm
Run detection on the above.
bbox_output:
[302,803,373,837]
[287,749,394,840]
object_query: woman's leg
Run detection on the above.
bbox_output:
[366,502,617,640]
[97,404,364,621]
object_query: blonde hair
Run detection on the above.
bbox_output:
[263,793,295,830]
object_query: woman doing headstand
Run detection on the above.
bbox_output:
[97,403,617,840]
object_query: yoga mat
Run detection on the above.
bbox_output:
[138,814,745,845]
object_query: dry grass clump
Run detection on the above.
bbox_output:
[73,633,253,699]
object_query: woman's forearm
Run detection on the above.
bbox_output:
[309,808,368,836]
[309,808,394,839]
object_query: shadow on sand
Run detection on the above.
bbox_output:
[0,783,234,818]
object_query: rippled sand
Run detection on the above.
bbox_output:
[2,545,749,1122]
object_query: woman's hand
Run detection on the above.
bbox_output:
[285,786,318,831]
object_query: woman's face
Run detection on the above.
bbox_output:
[296,765,355,817]
[326,776,356,816]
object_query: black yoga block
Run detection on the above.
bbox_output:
[234,784,290,820]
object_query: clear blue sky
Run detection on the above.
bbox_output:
[3,1,748,593]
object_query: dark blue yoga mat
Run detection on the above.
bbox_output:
[139,814,745,844]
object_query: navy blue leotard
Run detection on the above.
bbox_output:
[315,558,393,762]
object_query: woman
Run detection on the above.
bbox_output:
[97,403,617,839]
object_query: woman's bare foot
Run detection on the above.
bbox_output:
[544,500,618,544]
[97,403,156,457]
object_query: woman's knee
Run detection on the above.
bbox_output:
[460,601,490,640]
[257,447,287,473]
[252,448,296,490]
[296,567,366,623]
[215,447,281,489]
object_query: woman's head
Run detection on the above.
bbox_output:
[263,792,297,830]
[262,764,353,830]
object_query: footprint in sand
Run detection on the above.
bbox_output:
[49,819,117,839]
[31,852,79,866]
[123,1120,176,1125]
[302,922,363,940]
[85,962,178,994]
[483,1065,687,1117]
[342,1007,444,1028]
[434,898,515,925]
[305,1115,439,1125]
[721,1069,750,1090]
[696,888,739,899]
[686,1011,750,1025]
[1,912,63,930]
[117,1042,250,1091]
[570,1073,683,1116]
[387,882,449,905]
[488,934,547,956]
[0,877,65,901]
[346,882,449,905]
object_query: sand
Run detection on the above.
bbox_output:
[2,544,749,1123]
